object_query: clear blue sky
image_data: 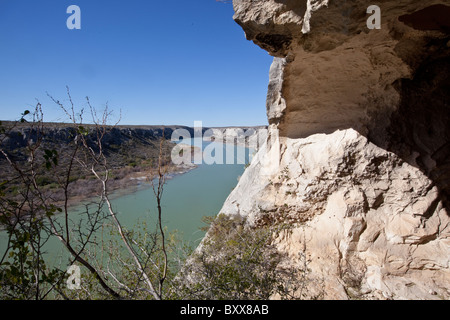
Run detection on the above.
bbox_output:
[0,0,273,127]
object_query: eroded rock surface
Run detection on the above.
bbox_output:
[216,0,450,299]
[221,129,450,299]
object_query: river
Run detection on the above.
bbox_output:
[0,138,252,268]
[109,138,251,244]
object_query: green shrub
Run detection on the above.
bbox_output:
[178,214,302,300]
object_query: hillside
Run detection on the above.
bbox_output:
[0,121,266,208]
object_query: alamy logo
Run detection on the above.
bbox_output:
[67,5,81,30]
[66,265,81,290]
[367,5,381,29]
[170,121,267,166]
[64,5,380,31]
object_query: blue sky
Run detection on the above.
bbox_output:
[0,0,273,127]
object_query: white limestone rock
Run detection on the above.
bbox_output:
[219,128,450,299]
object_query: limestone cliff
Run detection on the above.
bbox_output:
[218,0,450,299]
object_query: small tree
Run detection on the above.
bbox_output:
[0,88,177,300]
[0,106,70,299]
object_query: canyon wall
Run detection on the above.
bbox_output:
[219,0,450,299]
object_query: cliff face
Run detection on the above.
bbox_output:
[220,0,450,299]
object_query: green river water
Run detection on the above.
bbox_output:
[0,139,252,269]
